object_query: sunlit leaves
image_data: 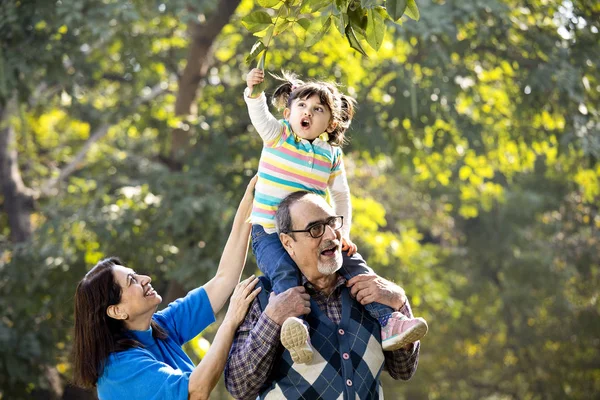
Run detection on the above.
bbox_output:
[258,0,282,7]
[305,15,332,47]
[574,167,600,203]
[365,7,387,51]
[241,10,273,32]
[404,0,419,21]
[240,0,420,56]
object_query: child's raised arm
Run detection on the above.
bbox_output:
[244,69,283,145]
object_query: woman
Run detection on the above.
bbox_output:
[73,177,260,400]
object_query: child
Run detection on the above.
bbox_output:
[245,68,428,364]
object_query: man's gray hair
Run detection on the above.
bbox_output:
[275,191,314,234]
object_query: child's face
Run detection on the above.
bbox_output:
[284,94,335,141]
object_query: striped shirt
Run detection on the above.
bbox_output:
[245,89,352,237]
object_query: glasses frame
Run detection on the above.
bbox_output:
[284,215,344,239]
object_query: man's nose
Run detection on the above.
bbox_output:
[141,274,151,285]
[322,224,338,240]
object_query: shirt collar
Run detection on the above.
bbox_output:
[129,325,155,347]
[302,274,346,295]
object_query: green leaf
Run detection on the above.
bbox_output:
[386,0,407,21]
[255,25,275,47]
[404,0,420,21]
[292,18,310,40]
[348,5,368,36]
[246,41,266,64]
[365,8,386,51]
[334,12,348,36]
[242,11,273,33]
[258,0,281,7]
[345,25,368,56]
[305,16,332,48]
[295,18,311,31]
[275,20,292,35]
[361,0,378,9]
[302,0,331,13]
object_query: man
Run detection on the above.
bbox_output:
[225,191,423,399]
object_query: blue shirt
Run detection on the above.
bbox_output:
[97,287,216,400]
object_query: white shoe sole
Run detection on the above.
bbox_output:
[281,317,313,364]
[382,318,428,351]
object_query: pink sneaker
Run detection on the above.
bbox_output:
[381,312,428,351]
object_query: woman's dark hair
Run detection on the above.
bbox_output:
[271,71,356,146]
[72,257,166,388]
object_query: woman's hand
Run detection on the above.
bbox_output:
[246,68,264,97]
[238,175,258,222]
[224,275,261,327]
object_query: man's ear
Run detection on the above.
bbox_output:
[279,232,295,256]
[283,108,291,120]
[107,305,128,321]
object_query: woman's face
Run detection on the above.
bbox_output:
[109,265,162,329]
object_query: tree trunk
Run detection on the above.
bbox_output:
[170,0,242,160]
[1,104,66,398]
[0,103,36,243]
[165,0,241,303]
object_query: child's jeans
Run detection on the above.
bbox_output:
[251,224,393,319]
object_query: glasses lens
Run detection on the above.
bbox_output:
[309,223,326,238]
[329,216,342,230]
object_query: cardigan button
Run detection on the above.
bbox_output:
[338,329,345,335]
[346,379,353,387]
[342,353,350,360]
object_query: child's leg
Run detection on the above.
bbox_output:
[341,251,428,351]
[340,251,394,319]
[251,224,313,364]
[251,225,300,294]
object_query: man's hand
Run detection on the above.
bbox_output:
[346,274,406,311]
[341,237,358,256]
[264,286,311,325]
[246,68,264,97]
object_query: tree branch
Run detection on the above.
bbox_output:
[40,82,168,196]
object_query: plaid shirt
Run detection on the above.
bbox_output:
[224,275,420,400]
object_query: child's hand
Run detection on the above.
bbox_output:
[246,68,264,97]
[342,237,358,256]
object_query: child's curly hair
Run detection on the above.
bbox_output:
[271,71,356,147]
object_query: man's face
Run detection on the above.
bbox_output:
[280,195,343,278]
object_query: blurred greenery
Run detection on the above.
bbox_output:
[1,0,599,399]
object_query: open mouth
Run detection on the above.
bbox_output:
[301,118,311,128]
[144,285,156,297]
[320,243,338,256]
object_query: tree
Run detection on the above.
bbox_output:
[1,0,599,398]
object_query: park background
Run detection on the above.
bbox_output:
[1,0,598,399]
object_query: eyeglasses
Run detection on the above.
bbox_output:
[285,216,343,239]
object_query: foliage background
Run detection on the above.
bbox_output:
[0,0,598,399]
